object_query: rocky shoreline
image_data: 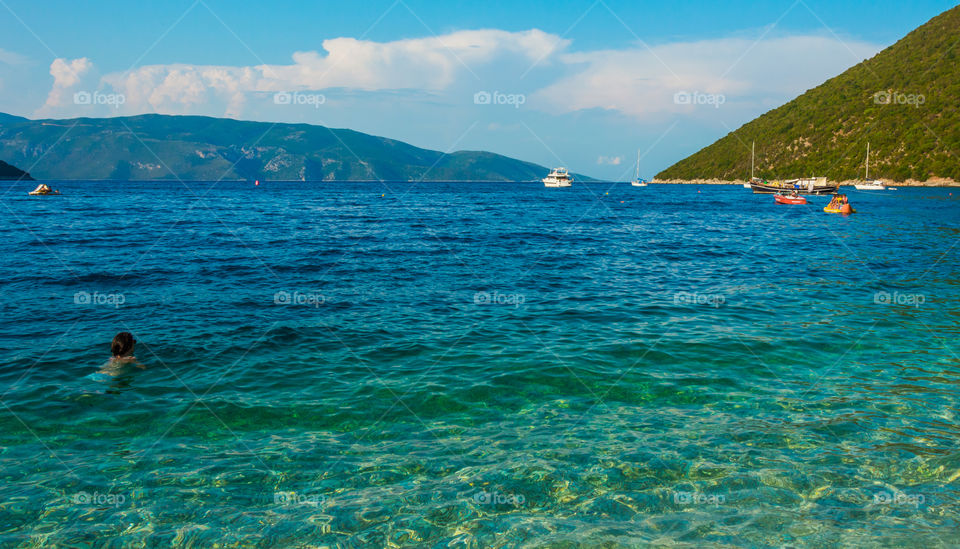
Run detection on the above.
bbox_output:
[652,178,960,187]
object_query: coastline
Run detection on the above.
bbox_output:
[652,178,960,187]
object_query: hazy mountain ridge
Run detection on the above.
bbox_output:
[0,113,593,182]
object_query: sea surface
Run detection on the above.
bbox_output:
[1,181,959,547]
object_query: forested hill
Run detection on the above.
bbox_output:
[657,5,960,183]
[0,159,32,180]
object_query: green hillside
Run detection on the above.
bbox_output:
[657,5,960,183]
[0,159,32,180]
[0,113,591,182]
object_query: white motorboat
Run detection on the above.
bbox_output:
[543,167,572,187]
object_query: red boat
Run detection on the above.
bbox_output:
[774,194,807,205]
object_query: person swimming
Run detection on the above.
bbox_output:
[87,332,143,386]
[111,331,136,361]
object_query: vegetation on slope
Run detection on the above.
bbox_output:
[657,6,960,182]
[0,159,32,180]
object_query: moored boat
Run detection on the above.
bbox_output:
[774,193,807,205]
[855,180,886,190]
[631,149,648,186]
[751,177,837,195]
[543,167,572,187]
[854,143,887,190]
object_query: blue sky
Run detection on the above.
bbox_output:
[0,0,956,179]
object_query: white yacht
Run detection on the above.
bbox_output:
[855,142,886,190]
[632,150,647,186]
[543,167,572,187]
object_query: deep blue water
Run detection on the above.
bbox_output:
[1,180,959,547]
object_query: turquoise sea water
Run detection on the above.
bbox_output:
[1,181,959,547]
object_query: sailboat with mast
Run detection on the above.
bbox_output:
[631,149,647,186]
[855,142,886,190]
[745,139,838,194]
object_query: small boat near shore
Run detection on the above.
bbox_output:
[775,193,807,205]
[632,150,648,186]
[543,167,572,187]
[855,180,886,190]
[741,143,837,194]
[751,177,838,195]
[854,143,887,190]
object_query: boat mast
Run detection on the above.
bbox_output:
[635,149,640,182]
[751,141,755,180]
[865,142,870,180]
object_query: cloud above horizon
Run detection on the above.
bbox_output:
[534,35,880,119]
[33,28,882,123]
[43,29,566,118]
[38,57,93,115]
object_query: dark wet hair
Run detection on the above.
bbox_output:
[111,332,136,357]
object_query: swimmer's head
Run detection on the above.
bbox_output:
[111,332,136,358]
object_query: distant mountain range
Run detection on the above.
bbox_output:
[657,5,960,183]
[0,158,32,180]
[0,112,592,182]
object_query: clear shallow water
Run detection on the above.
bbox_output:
[1,180,959,547]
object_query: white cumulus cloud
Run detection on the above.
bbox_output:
[38,57,93,114]
[534,35,881,120]
[98,29,567,117]
[34,30,883,127]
